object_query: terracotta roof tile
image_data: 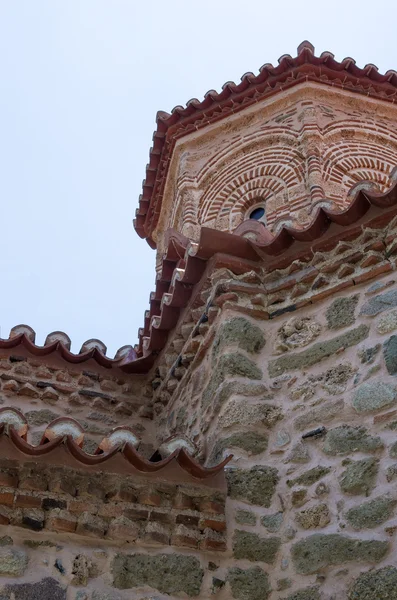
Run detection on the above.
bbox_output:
[133,180,397,360]
[3,181,397,373]
[0,408,231,480]
[135,41,397,246]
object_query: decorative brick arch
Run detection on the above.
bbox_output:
[198,143,305,231]
[322,124,397,205]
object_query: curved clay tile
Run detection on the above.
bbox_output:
[42,417,85,447]
[158,435,198,458]
[80,338,107,355]
[2,423,230,480]
[0,408,27,439]
[10,324,35,342]
[135,40,397,246]
[3,181,397,373]
[0,329,144,372]
[134,179,397,359]
[97,426,140,454]
[44,331,72,350]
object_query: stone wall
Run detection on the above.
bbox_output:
[0,456,227,599]
[4,232,397,597]
[0,352,154,455]
[0,348,231,599]
[157,265,397,598]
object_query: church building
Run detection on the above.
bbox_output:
[1,41,397,598]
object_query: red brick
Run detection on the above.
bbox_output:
[0,513,10,525]
[224,302,269,320]
[360,253,382,268]
[125,507,149,521]
[353,262,392,285]
[55,370,73,383]
[215,292,238,307]
[97,504,124,519]
[46,510,77,533]
[173,493,195,510]
[107,517,139,541]
[15,494,41,508]
[200,538,227,552]
[308,280,353,304]
[19,476,47,492]
[138,492,162,507]
[69,500,97,514]
[337,264,356,278]
[49,479,77,497]
[143,523,170,546]
[106,487,136,503]
[176,513,199,527]
[199,499,224,515]
[199,518,226,532]
[76,512,107,537]
[0,472,18,488]
[171,533,199,549]
[374,409,397,424]
[151,510,174,524]
[0,492,14,507]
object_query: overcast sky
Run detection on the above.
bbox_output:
[0,0,396,356]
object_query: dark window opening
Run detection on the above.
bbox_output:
[249,207,265,220]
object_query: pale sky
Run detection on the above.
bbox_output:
[0,0,396,356]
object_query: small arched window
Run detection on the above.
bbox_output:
[249,206,265,221]
[246,202,266,225]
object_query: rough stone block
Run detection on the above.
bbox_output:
[25,409,59,426]
[235,509,256,526]
[287,466,331,488]
[349,566,397,599]
[233,530,281,563]
[352,380,397,412]
[345,495,397,529]
[283,587,321,600]
[274,316,322,354]
[268,325,369,376]
[261,512,283,532]
[291,533,388,574]
[295,504,330,529]
[76,512,107,537]
[212,431,268,458]
[285,442,311,464]
[228,566,271,600]
[358,344,381,364]
[339,458,379,495]
[107,516,139,541]
[384,335,397,375]
[377,309,397,334]
[218,352,263,380]
[1,577,66,599]
[0,548,28,576]
[226,466,279,507]
[360,289,397,317]
[294,399,344,431]
[326,295,359,329]
[71,554,97,586]
[323,425,383,455]
[218,399,282,429]
[213,317,265,355]
[112,553,203,596]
